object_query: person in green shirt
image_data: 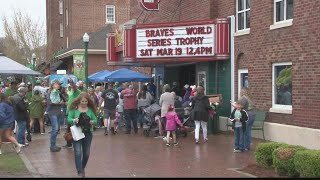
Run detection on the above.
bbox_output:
[67,92,97,178]
[5,81,18,97]
[25,84,33,103]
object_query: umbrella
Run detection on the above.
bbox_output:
[104,68,152,82]
[88,70,111,82]
[0,54,41,75]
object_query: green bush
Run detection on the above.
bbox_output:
[272,145,306,177]
[294,150,320,178]
[255,142,287,168]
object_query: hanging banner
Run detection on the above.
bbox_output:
[73,54,85,81]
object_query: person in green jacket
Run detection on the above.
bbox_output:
[67,92,97,178]
[29,90,45,134]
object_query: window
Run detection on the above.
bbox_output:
[66,9,68,26]
[198,71,206,94]
[271,62,292,114]
[60,23,63,37]
[238,69,248,98]
[106,5,115,23]
[236,0,250,31]
[59,0,63,15]
[274,0,293,23]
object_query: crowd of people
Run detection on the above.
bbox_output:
[0,77,256,177]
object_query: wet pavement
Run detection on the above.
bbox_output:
[19,127,262,178]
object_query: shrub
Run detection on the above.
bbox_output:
[255,142,287,168]
[272,145,306,177]
[294,150,320,178]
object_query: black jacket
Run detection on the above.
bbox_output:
[190,95,212,122]
[12,94,29,121]
[229,109,248,132]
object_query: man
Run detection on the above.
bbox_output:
[148,79,156,98]
[171,81,179,96]
[47,79,64,152]
[5,81,18,97]
[120,82,138,134]
[76,80,87,92]
[99,83,119,135]
[12,87,29,146]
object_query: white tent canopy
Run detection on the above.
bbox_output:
[0,54,41,75]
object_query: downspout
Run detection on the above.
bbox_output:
[228,15,235,112]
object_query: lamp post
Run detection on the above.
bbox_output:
[83,33,89,89]
[32,53,36,70]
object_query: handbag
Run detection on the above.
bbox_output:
[70,125,85,141]
[63,132,73,142]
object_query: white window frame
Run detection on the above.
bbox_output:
[60,23,63,38]
[270,62,292,114]
[66,37,69,48]
[238,69,248,99]
[235,0,250,36]
[198,71,207,95]
[106,5,116,24]
[270,0,293,30]
[66,9,69,26]
[59,0,63,15]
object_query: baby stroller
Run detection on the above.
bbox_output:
[142,103,161,137]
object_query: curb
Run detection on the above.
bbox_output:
[227,168,257,178]
[19,151,42,177]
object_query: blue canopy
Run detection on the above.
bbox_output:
[104,68,152,82]
[88,70,111,82]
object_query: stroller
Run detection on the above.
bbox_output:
[142,103,161,137]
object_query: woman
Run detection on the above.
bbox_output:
[29,90,46,134]
[0,93,23,154]
[190,85,211,144]
[159,84,175,138]
[234,87,256,151]
[88,88,99,107]
[137,85,153,128]
[67,92,97,178]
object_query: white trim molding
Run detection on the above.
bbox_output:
[55,49,107,60]
[271,62,292,114]
[234,28,250,37]
[270,19,293,30]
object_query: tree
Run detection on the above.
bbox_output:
[2,9,46,68]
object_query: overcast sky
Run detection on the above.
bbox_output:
[0,0,46,37]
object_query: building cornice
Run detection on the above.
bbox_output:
[55,49,107,60]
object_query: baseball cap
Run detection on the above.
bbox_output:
[17,87,27,93]
[35,80,41,85]
[184,84,190,89]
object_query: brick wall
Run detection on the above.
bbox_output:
[225,0,320,129]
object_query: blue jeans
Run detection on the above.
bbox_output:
[49,114,62,149]
[124,109,138,133]
[234,127,245,150]
[244,111,256,150]
[73,132,92,173]
[16,121,27,145]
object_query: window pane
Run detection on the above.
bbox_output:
[238,12,244,30]
[241,73,249,88]
[238,0,244,11]
[287,0,293,19]
[276,1,284,22]
[275,65,292,105]
[246,11,250,28]
[246,0,250,9]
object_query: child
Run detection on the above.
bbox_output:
[165,104,184,147]
[229,101,248,153]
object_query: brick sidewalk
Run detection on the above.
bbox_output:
[19,128,261,178]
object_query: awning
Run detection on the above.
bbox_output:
[50,60,64,71]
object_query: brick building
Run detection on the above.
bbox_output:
[46,0,136,76]
[106,0,319,149]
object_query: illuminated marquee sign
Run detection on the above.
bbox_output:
[136,24,215,58]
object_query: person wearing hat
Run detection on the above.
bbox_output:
[47,79,65,152]
[11,87,29,146]
[76,80,87,92]
[99,83,119,135]
[33,80,47,97]
[120,82,138,134]
[5,81,18,97]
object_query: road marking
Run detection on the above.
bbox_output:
[227,168,257,178]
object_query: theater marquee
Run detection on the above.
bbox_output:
[136,24,215,58]
[106,18,230,64]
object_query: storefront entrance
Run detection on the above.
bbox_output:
[164,64,196,97]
